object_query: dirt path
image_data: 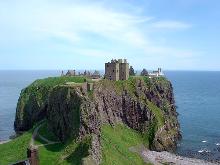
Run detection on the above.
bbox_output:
[30,123,60,148]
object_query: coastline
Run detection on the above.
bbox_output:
[141,149,220,165]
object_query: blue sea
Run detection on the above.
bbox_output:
[0,70,220,161]
[166,71,220,161]
[0,71,60,140]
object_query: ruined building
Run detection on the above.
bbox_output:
[66,70,76,76]
[105,59,129,81]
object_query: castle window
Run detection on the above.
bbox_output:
[113,69,115,72]
[107,64,109,67]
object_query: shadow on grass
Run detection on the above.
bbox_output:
[33,119,93,165]
[44,143,65,152]
[65,140,90,164]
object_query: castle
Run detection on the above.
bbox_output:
[105,59,129,81]
[61,59,163,81]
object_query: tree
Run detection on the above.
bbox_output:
[141,68,148,76]
[129,66,135,76]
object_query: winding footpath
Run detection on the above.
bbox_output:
[30,124,60,148]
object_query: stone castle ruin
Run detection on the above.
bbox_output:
[61,58,164,81]
[105,59,129,81]
[62,70,101,79]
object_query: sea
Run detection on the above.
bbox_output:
[0,70,220,161]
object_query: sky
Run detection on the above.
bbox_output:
[0,0,220,71]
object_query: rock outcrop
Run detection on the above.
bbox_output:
[14,76,181,164]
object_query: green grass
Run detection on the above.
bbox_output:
[0,123,48,164]
[36,121,91,165]
[143,122,157,149]
[0,121,91,165]
[37,136,91,165]
[37,122,157,165]
[101,124,149,165]
[32,76,89,86]
[8,76,171,164]
[21,76,89,104]
[38,122,59,142]
[0,122,156,165]
[20,76,90,104]
[16,76,91,131]
[34,122,59,145]
[147,101,165,128]
[0,130,33,165]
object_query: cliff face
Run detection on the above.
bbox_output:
[14,77,87,132]
[14,83,48,132]
[14,76,181,164]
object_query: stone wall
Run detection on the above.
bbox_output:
[105,62,119,81]
[119,63,129,80]
[105,59,129,81]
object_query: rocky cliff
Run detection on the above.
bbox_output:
[14,76,181,164]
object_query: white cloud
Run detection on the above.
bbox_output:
[151,20,192,29]
[0,0,196,62]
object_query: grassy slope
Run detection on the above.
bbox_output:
[38,139,91,165]
[38,123,151,165]
[0,130,32,164]
[36,122,91,165]
[0,121,91,165]
[101,124,150,165]
[0,123,151,165]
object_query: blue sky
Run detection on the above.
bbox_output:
[0,0,220,70]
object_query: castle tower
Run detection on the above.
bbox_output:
[105,60,119,81]
[119,59,129,80]
[105,59,129,81]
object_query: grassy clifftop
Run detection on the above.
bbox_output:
[14,76,91,132]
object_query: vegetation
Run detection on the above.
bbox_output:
[0,129,33,164]
[147,101,165,128]
[36,120,91,165]
[101,124,149,165]
[38,136,91,165]
[141,69,148,76]
[20,76,90,105]
[9,75,173,165]
[0,123,154,165]
[15,76,92,131]
[143,122,156,149]
[129,66,135,76]
[0,121,91,165]
[38,122,59,142]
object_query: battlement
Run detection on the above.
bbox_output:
[108,59,127,64]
